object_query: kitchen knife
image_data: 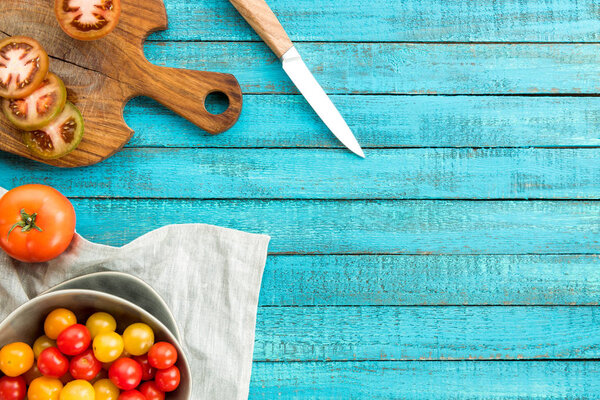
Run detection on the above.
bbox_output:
[228,0,365,158]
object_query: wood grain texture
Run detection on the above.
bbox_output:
[2,148,599,199]
[152,0,600,42]
[228,0,293,58]
[249,361,600,399]
[124,95,600,148]
[143,41,600,94]
[260,255,600,306]
[58,199,599,254]
[0,0,242,167]
[253,306,600,361]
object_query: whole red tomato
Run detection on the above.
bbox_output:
[117,389,146,400]
[0,376,26,400]
[132,354,155,381]
[154,365,180,392]
[57,324,91,356]
[147,342,177,370]
[109,358,142,391]
[37,347,68,379]
[70,349,101,381]
[139,381,165,400]
[0,184,75,263]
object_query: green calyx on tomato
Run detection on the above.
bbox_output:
[8,208,43,238]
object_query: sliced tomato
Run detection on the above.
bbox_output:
[23,102,84,160]
[0,36,49,99]
[2,73,67,131]
[55,0,121,41]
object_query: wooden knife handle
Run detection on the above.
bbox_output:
[229,0,294,58]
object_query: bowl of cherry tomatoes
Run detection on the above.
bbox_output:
[0,289,192,400]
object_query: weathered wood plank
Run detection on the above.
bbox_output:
[3,148,599,199]
[152,0,600,42]
[260,255,600,306]
[144,42,600,94]
[249,361,600,399]
[63,199,599,253]
[253,306,600,361]
[124,95,600,148]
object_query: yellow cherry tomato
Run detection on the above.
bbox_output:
[122,323,154,356]
[93,331,124,363]
[0,342,34,376]
[86,312,117,339]
[44,308,77,340]
[33,335,56,358]
[93,378,120,400]
[28,376,63,400]
[59,380,95,400]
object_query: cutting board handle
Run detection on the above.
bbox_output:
[134,61,243,135]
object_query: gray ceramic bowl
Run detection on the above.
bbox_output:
[0,289,192,399]
[41,272,181,341]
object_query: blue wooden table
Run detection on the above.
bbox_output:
[2,0,600,397]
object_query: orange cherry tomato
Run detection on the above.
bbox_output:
[0,184,76,263]
[27,376,63,400]
[0,342,34,377]
[44,308,77,340]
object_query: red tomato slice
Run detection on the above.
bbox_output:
[0,36,49,99]
[55,0,121,41]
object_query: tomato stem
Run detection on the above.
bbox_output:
[7,208,43,239]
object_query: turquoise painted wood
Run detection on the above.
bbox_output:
[144,42,600,94]
[65,199,599,254]
[260,255,600,306]
[2,148,599,199]
[152,0,600,42]
[2,0,599,396]
[249,361,600,399]
[124,96,600,148]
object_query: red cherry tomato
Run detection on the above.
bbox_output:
[108,358,142,391]
[117,389,145,400]
[37,347,68,379]
[132,354,155,381]
[138,381,164,400]
[147,342,177,370]
[154,365,180,392]
[70,349,102,381]
[0,376,26,400]
[57,324,91,356]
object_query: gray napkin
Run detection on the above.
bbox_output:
[0,187,270,400]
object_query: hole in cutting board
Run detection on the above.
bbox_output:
[204,91,229,115]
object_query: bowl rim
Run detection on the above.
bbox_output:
[40,271,182,340]
[0,288,192,397]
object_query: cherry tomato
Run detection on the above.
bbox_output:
[138,381,165,400]
[118,390,145,400]
[70,349,101,381]
[0,342,34,377]
[59,380,95,400]
[27,377,62,400]
[54,0,122,41]
[154,365,180,392]
[133,354,155,381]
[93,332,124,363]
[0,185,76,263]
[122,323,154,356]
[147,342,177,370]
[86,312,117,339]
[108,358,142,391]
[33,336,56,358]
[44,308,77,340]
[0,376,26,400]
[23,363,43,384]
[0,36,49,99]
[57,324,91,356]
[93,378,120,400]
[37,347,68,378]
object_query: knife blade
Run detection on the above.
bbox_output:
[228,0,365,158]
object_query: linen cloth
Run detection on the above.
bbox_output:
[0,187,270,400]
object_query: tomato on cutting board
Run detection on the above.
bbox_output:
[55,0,122,41]
[0,36,49,99]
[0,184,76,263]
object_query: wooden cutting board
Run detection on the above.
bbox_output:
[0,0,243,167]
